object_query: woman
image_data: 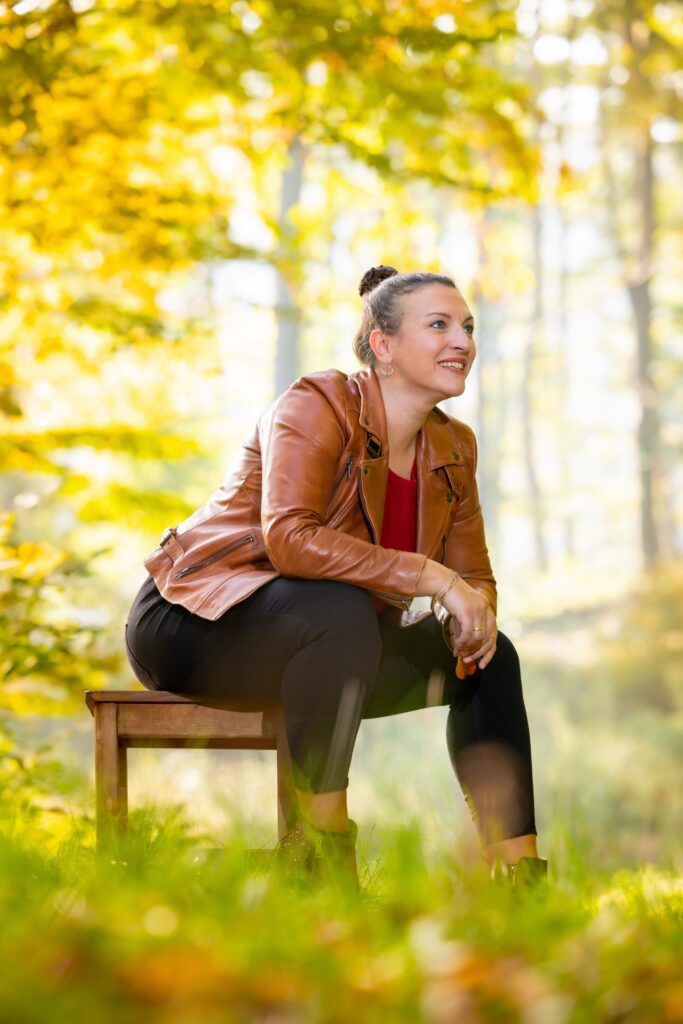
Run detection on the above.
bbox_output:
[124,265,547,892]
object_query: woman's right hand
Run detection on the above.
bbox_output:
[449,604,498,673]
[440,576,491,651]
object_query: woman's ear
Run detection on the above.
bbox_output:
[368,327,391,365]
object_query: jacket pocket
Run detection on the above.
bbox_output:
[173,533,255,580]
[329,456,354,499]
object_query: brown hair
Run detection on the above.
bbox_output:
[353,265,458,367]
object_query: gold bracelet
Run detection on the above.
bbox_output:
[431,596,455,652]
[430,569,460,612]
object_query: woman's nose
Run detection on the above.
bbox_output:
[448,330,473,350]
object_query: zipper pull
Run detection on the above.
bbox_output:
[346,457,353,478]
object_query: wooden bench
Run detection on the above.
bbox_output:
[85,690,299,848]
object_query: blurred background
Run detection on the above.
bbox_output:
[1,0,681,870]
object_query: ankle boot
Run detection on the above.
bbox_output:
[274,821,317,881]
[272,819,360,892]
[311,817,360,892]
[490,855,549,896]
[274,817,360,892]
[514,856,548,891]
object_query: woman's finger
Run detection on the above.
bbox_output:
[457,609,498,663]
[456,638,496,670]
[462,638,494,662]
[457,627,495,660]
[477,640,498,670]
[463,629,497,660]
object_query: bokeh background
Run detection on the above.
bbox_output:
[2,0,682,871]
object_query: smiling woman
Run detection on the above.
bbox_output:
[124,264,547,893]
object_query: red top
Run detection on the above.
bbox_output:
[372,459,418,613]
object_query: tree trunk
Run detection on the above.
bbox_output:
[472,208,503,562]
[555,20,577,562]
[521,202,548,572]
[556,204,575,560]
[626,129,660,568]
[274,135,306,397]
[521,5,548,573]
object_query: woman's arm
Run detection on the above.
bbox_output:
[259,376,431,603]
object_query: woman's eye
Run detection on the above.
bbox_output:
[464,325,475,335]
[430,320,446,328]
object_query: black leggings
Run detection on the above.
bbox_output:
[125,575,537,842]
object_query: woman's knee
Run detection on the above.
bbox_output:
[487,629,520,672]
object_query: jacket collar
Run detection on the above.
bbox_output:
[353,367,465,470]
[352,367,466,560]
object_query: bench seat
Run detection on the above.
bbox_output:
[85,690,298,846]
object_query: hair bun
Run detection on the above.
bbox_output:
[358,265,399,297]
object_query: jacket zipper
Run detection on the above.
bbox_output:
[358,465,411,610]
[357,463,377,543]
[174,534,255,579]
[330,456,354,499]
[374,590,412,610]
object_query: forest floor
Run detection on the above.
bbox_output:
[1,800,681,1024]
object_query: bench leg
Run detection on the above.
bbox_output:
[94,703,128,844]
[276,709,299,839]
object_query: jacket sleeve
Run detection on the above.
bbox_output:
[260,377,428,603]
[444,427,498,616]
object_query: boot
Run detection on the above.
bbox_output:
[274,821,317,882]
[513,855,548,892]
[490,855,549,896]
[274,817,360,892]
[312,817,360,892]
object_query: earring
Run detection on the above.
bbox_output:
[380,362,394,377]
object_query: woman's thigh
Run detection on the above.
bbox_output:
[364,617,523,731]
[363,611,463,719]
[124,574,380,700]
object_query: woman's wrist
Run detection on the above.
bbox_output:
[415,559,455,599]
[432,568,460,607]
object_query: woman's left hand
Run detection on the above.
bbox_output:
[449,605,498,676]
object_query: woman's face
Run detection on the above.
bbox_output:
[371,284,476,403]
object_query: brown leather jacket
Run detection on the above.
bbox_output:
[143,367,497,624]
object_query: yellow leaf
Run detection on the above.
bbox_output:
[14,541,69,579]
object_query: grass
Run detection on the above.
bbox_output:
[0,795,681,1024]
[3,562,683,1021]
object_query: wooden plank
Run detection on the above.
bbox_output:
[117,704,279,741]
[124,737,277,750]
[85,690,279,714]
[94,703,128,842]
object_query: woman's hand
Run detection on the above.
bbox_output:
[449,604,498,673]
[440,576,491,651]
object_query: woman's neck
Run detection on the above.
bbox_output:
[377,373,434,464]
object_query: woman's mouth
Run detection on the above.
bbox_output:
[438,360,467,374]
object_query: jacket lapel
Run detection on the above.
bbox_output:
[356,369,389,543]
[416,411,469,560]
[354,370,466,559]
